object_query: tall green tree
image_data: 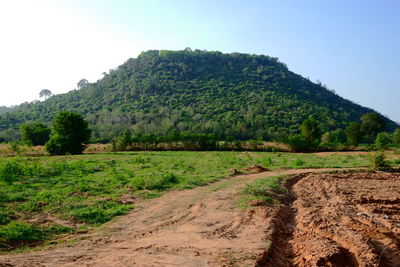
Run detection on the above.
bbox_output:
[300,117,321,144]
[45,111,91,155]
[345,122,361,146]
[360,113,385,143]
[19,122,50,146]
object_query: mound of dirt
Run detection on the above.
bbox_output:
[118,194,138,204]
[230,168,243,176]
[243,164,269,173]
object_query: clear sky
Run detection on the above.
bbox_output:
[1,0,399,122]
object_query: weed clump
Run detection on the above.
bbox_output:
[370,151,391,171]
[241,175,286,206]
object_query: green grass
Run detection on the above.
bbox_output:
[239,175,286,208]
[0,151,378,250]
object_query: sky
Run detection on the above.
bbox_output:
[0,0,399,122]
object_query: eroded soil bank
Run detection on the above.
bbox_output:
[260,171,400,267]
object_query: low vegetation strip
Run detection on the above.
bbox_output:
[0,151,394,252]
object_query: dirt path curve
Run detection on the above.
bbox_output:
[0,168,345,267]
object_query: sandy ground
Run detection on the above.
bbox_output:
[1,169,399,267]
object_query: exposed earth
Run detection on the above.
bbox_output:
[1,169,399,267]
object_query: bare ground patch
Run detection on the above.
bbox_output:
[259,171,400,267]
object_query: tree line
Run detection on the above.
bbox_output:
[12,110,399,155]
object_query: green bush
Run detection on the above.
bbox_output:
[375,132,392,149]
[20,123,50,146]
[111,131,132,151]
[370,151,391,171]
[286,134,310,152]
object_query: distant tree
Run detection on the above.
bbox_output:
[393,128,400,145]
[321,129,346,145]
[45,111,91,155]
[287,134,309,152]
[331,129,346,144]
[39,89,52,100]
[375,132,392,149]
[321,132,332,144]
[360,113,385,143]
[20,122,50,146]
[77,79,89,90]
[300,117,321,144]
[345,122,361,146]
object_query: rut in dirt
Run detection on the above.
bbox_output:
[258,171,400,267]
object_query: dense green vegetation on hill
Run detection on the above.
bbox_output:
[0,107,13,115]
[0,49,397,142]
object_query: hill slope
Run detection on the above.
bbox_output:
[0,49,397,141]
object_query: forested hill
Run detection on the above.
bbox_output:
[0,49,397,141]
[0,106,13,115]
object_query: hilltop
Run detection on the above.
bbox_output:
[0,49,397,141]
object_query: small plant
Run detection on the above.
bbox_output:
[370,151,391,171]
[294,158,305,167]
[9,142,21,154]
[0,159,24,183]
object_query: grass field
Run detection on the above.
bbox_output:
[0,150,398,251]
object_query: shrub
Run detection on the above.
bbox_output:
[111,131,132,151]
[45,111,91,155]
[375,132,392,149]
[19,123,50,146]
[370,151,391,171]
[286,134,310,152]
